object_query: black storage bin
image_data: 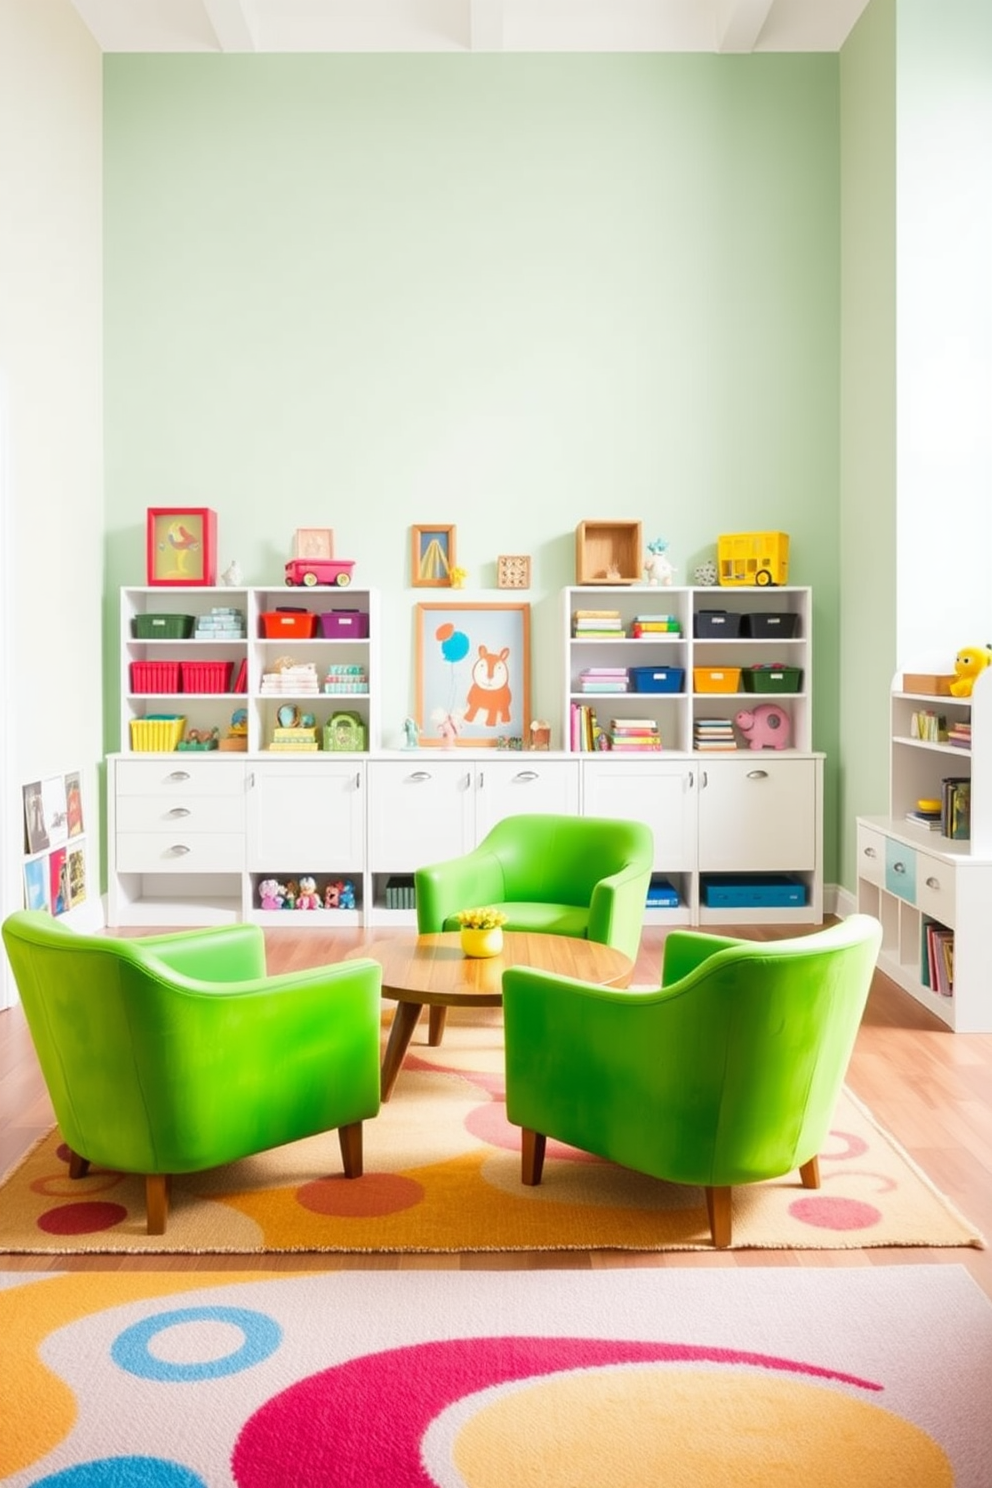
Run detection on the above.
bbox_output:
[693,610,743,639]
[742,612,800,638]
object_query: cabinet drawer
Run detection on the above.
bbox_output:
[884,838,917,903]
[116,795,245,835]
[916,851,956,925]
[116,761,245,798]
[116,833,245,874]
[856,825,886,888]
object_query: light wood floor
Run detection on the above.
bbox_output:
[2,923,990,1296]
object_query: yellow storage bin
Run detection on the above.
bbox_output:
[693,667,742,694]
[129,715,186,752]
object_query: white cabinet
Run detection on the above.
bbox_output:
[246,760,365,923]
[581,757,696,924]
[474,758,580,838]
[856,669,992,1031]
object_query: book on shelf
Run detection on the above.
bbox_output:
[946,722,971,749]
[909,709,947,743]
[940,776,971,840]
[905,809,942,831]
[922,921,954,996]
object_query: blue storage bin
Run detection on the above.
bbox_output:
[628,666,684,693]
[701,874,807,908]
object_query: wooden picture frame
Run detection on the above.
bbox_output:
[415,601,530,748]
[411,525,456,588]
[147,507,218,586]
[293,528,334,561]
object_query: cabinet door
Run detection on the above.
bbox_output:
[367,759,475,871]
[697,758,816,871]
[474,759,580,840]
[580,758,696,871]
[247,761,364,869]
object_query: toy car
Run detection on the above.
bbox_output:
[284,558,355,588]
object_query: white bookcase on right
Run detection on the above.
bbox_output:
[856,667,992,1032]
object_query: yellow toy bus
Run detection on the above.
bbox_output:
[717,531,789,587]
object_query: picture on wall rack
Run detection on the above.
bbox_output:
[23,856,49,912]
[22,781,49,855]
[68,846,87,909]
[415,601,530,748]
[65,770,84,837]
[49,846,69,917]
[40,775,69,849]
[411,525,456,588]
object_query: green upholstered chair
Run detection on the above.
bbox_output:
[1,912,383,1235]
[415,813,654,966]
[503,913,882,1248]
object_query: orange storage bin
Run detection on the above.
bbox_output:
[693,666,743,694]
[260,611,318,639]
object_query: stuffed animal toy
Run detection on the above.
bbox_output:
[949,645,992,698]
[258,878,283,911]
[296,875,320,910]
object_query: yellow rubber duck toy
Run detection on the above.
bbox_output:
[949,644,992,698]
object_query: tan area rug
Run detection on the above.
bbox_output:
[0,1009,984,1254]
[4,1265,992,1485]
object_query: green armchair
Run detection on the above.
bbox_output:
[503,914,882,1247]
[415,813,654,965]
[1,912,383,1234]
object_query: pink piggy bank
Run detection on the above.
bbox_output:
[735,704,791,750]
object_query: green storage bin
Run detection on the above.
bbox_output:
[742,666,803,693]
[133,613,195,639]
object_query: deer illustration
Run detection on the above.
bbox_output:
[465,645,512,726]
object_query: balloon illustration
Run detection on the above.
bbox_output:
[436,622,470,664]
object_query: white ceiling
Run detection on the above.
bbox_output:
[68,0,874,55]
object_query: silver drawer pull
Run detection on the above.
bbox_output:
[166,770,190,782]
[746,769,769,780]
[168,844,191,856]
[409,772,432,783]
[925,875,941,890]
[892,861,907,875]
[514,771,539,783]
[166,807,191,818]
[863,846,878,859]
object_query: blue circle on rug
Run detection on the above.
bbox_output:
[30,1459,207,1487]
[111,1306,281,1382]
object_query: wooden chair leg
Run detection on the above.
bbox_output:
[521,1129,547,1186]
[800,1155,820,1189]
[705,1185,732,1248]
[67,1148,90,1179]
[145,1173,170,1235]
[338,1121,364,1178]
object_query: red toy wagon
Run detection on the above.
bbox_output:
[284,558,355,588]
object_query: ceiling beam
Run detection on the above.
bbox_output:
[713,0,775,53]
[469,0,504,52]
[202,0,257,53]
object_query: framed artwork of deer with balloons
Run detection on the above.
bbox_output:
[146,507,217,586]
[415,601,531,748]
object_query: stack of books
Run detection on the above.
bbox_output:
[572,610,625,638]
[940,776,971,839]
[694,717,738,751]
[923,921,954,996]
[905,803,942,831]
[578,668,629,693]
[947,720,972,750]
[570,704,607,751]
[260,663,320,695]
[608,717,662,751]
[631,614,681,638]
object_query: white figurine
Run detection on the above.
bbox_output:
[220,559,243,586]
[644,538,676,587]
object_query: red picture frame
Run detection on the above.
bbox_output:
[146,508,218,587]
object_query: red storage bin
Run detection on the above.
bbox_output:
[180,660,233,693]
[130,660,181,693]
[260,611,318,639]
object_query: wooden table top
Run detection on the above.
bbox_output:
[358,930,634,1008]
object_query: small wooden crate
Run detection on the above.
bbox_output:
[575,521,642,585]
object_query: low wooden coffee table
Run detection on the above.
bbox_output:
[358,930,634,1100]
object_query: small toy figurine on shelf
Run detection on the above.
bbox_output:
[220,559,243,587]
[324,882,340,909]
[283,879,298,911]
[644,537,676,587]
[949,644,992,698]
[258,878,284,911]
[432,707,463,747]
[296,875,320,910]
[403,717,420,750]
[338,880,356,909]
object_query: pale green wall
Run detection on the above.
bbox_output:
[102,54,842,875]
[837,0,897,894]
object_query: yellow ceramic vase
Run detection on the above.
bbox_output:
[460,926,504,959]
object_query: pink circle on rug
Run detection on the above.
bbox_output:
[37,1201,129,1235]
[465,1100,601,1163]
[787,1195,882,1231]
[296,1173,424,1218]
[820,1129,869,1161]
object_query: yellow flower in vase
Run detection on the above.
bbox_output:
[456,906,507,957]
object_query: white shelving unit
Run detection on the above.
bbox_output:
[856,668,992,1032]
[563,585,822,925]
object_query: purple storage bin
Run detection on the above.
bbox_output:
[319,610,370,639]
